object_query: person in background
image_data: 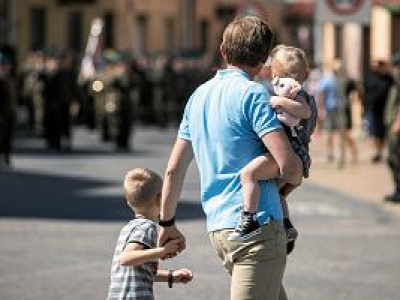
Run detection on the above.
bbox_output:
[305,62,323,137]
[317,59,358,168]
[384,53,400,203]
[158,16,302,300]
[364,60,393,163]
[107,168,193,299]
[0,50,16,167]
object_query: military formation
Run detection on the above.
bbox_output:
[0,47,214,167]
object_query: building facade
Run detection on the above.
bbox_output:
[3,0,398,74]
[2,0,290,63]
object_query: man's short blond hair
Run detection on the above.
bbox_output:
[221,16,274,67]
[270,45,309,83]
[123,168,162,208]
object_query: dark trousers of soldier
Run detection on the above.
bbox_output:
[43,103,62,150]
[387,132,400,195]
[0,114,14,166]
[116,98,133,150]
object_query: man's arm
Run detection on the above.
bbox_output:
[262,130,302,186]
[158,138,194,253]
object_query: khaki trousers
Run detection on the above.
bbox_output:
[209,221,287,300]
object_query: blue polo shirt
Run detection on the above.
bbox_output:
[178,68,283,232]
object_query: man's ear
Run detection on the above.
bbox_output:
[220,44,227,61]
[261,52,269,65]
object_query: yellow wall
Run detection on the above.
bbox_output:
[14,0,285,63]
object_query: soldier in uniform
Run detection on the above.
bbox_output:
[0,51,15,167]
[384,53,400,203]
[90,50,134,150]
[40,51,63,151]
[21,51,45,136]
[57,52,79,151]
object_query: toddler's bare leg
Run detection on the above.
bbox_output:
[240,154,280,213]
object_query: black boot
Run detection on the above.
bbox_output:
[284,218,298,255]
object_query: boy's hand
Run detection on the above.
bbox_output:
[173,268,193,284]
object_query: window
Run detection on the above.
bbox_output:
[67,11,83,52]
[165,17,175,52]
[103,12,114,49]
[135,15,148,55]
[334,25,343,59]
[0,0,11,44]
[200,19,209,54]
[29,7,46,50]
[58,0,96,4]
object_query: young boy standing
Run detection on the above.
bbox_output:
[107,168,193,300]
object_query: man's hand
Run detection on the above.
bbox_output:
[173,268,193,284]
[158,225,186,259]
[160,238,182,258]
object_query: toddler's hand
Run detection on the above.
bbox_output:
[270,96,281,109]
[289,81,301,99]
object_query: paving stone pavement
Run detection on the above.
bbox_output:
[0,126,399,300]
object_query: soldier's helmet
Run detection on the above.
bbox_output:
[102,49,121,66]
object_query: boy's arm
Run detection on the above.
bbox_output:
[155,269,193,284]
[119,239,181,266]
[270,95,311,119]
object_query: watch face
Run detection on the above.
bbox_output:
[326,0,365,15]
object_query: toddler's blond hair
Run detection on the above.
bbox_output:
[270,45,309,83]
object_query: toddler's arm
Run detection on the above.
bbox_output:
[270,94,311,120]
[118,239,181,266]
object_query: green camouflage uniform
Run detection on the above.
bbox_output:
[385,79,400,192]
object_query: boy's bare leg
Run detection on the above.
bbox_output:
[240,154,280,213]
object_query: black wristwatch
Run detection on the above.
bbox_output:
[159,217,175,227]
[167,269,174,288]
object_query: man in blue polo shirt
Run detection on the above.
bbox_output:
[158,16,303,300]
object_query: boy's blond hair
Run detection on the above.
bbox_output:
[221,16,274,67]
[270,45,309,83]
[123,168,162,209]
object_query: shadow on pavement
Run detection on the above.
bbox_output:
[13,136,153,158]
[0,169,204,222]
